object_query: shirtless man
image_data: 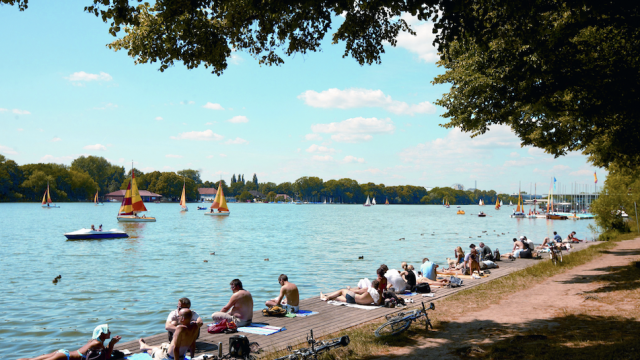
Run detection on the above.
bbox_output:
[509,237,526,258]
[265,274,300,313]
[320,279,381,305]
[211,279,253,326]
[19,324,120,360]
[140,308,199,360]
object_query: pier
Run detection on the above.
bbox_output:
[115,242,596,358]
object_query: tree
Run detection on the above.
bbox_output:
[231,174,236,184]
[433,2,640,169]
[69,169,99,200]
[236,190,253,202]
[177,169,202,184]
[0,155,24,201]
[241,174,245,184]
[252,173,258,188]
[591,164,639,233]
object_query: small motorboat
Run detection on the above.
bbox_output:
[197,207,208,210]
[457,210,465,215]
[546,214,568,220]
[64,228,128,240]
[510,212,526,218]
[478,212,487,217]
[42,204,60,208]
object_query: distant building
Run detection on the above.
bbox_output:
[198,188,217,202]
[451,183,464,190]
[276,194,291,201]
[105,190,162,202]
[249,190,265,199]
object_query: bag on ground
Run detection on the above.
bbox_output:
[494,248,501,261]
[262,306,287,317]
[229,335,251,358]
[415,283,431,294]
[383,290,405,305]
[208,319,238,334]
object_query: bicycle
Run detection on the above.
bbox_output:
[374,301,435,337]
[549,244,563,266]
[274,330,350,360]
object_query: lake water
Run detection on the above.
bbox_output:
[0,203,596,358]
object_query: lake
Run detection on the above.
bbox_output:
[0,202,596,358]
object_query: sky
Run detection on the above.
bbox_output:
[0,1,604,194]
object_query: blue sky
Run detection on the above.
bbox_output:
[0,1,603,194]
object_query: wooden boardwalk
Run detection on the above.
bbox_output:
[116,242,596,357]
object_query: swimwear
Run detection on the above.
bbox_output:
[77,350,85,359]
[345,292,356,304]
[281,304,299,313]
[57,350,70,360]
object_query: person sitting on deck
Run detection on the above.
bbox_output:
[507,237,527,259]
[417,258,451,286]
[166,297,203,342]
[535,237,552,251]
[320,279,382,305]
[568,231,583,243]
[463,245,482,275]
[211,279,253,327]
[377,266,388,297]
[140,309,198,360]
[478,242,494,261]
[400,262,417,291]
[553,231,562,243]
[384,268,407,292]
[265,274,300,313]
[18,324,121,360]
[453,246,465,269]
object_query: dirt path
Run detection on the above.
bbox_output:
[375,238,640,359]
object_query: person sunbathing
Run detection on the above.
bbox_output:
[18,324,120,360]
[140,308,198,360]
[535,237,552,250]
[321,280,381,305]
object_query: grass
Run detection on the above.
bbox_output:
[262,233,639,360]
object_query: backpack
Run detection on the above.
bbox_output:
[207,319,238,334]
[229,335,251,358]
[262,306,287,317]
[494,248,501,261]
[415,283,431,294]
[383,290,405,305]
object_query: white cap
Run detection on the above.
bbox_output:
[519,236,525,240]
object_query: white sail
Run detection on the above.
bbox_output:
[364,196,371,206]
[372,197,377,205]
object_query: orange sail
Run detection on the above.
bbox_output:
[94,190,99,204]
[118,170,148,215]
[495,197,500,210]
[179,180,187,210]
[210,181,229,212]
[42,182,52,204]
[516,192,521,212]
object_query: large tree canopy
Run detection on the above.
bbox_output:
[5,0,639,168]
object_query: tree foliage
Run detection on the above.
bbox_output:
[591,164,640,233]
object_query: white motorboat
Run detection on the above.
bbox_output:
[64,228,128,240]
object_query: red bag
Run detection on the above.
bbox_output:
[207,319,238,334]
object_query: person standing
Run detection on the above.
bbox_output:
[211,279,253,327]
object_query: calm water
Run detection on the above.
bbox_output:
[0,203,596,358]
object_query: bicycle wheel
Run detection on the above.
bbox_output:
[375,318,412,337]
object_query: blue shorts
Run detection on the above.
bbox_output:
[57,350,70,360]
[345,292,356,304]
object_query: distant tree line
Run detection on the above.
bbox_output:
[1,155,517,204]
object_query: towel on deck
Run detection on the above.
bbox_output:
[126,354,191,360]
[295,310,319,317]
[327,300,381,310]
[400,292,418,297]
[238,323,286,335]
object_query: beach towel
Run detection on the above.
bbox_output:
[295,310,319,317]
[327,300,382,310]
[400,292,418,297]
[238,323,286,336]
[126,354,192,360]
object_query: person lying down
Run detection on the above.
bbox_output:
[321,280,382,305]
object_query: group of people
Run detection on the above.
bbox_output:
[22,230,584,360]
[90,224,102,232]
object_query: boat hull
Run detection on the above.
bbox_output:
[510,214,526,218]
[457,211,465,215]
[546,214,568,220]
[117,216,157,222]
[204,212,230,216]
[42,205,60,208]
[64,229,128,240]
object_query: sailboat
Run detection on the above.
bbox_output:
[546,181,567,220]
[117,167,156,222]
[509,200,513,206]
[372,197,377,205]
[364,196,372,207]
[495,197,500,210]
[385,198,389,205]
[510,188,526,218]
[41,181,60,208]
[500,200,504,206]
[444,198,450,208]
[179,178,188,212]
[94,190,104,206]
[205,181,230,216]
[478,199,484,206]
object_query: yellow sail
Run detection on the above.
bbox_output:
[42,182,52,204]
[495,197,500,210]
[180,182,187,209]
[516,192,521,212]
[210,181,229,212]
[119,170,148,215]
[42,189,47,204]
[94,191,99,204]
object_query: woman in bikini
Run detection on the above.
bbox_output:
[18,324,120,360]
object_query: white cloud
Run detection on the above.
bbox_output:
[312,155,334,161]
[40,154,74,163]
[171,130,224,141]
[206,155,215,159]
[12,109,30,115]
[219,154,227,157]
[305,134,323,141]
[395,15,439,63]
[311,117,394,143]
[51,137,61,142]
[165,154,183,158]
[569,169,594,176]
[230,54,243,65]
[203,102,224,110]
[155,116,163,121]
[67,71,112,82]
[0,108,7,112]
[227,115,248,123]
[17,128,23,131]
[83,144,107,151]
[343,155,365,163]
[225,137,248,145]
[299,88,436,115]
[306,144,337,153]
[0,145,18,155]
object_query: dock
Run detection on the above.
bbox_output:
[115,242,596,357]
